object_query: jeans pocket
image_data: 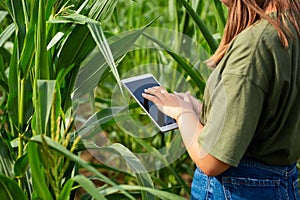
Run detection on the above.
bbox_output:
[293,179,300,200]
[222,177,281,200]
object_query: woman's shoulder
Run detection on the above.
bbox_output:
[219,20,280,92]
[234,20,278,48]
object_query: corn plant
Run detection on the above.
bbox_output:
[0,0,193,199]
[0,0,232,199]
[77,0,228,198]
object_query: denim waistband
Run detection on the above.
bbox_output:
[238,156,297,176]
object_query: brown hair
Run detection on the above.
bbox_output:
[210,0,300,67]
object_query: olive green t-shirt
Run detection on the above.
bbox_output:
[199,19,300,167]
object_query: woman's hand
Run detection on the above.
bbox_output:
[143,86,230,176]
[174,91,202,116]
[142,86,195,121]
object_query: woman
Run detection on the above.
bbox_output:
[142,0,300,199]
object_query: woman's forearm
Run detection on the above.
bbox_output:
[176,112,230,176]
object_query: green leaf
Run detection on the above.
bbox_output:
[30,135,135,200]
[76,106,126,137]
[19,19,35,78]
[45,0,56,20]
[7,35,19,133]
[102,185,186,200]
[0,137,14,177]
[179,0,218,52]
[35,0,49,79]
[143,33,206,93]
[0,174,27,200]
[0,24,15,48]
[49,13,97,24]
[58,179,74,200]
[6,0,26,50]
[73,175,107,200]
[213,0,226,28]
[0,79,9,93]
[14,153,28,177]
[54,24,96,110]
[0,11,8,23]
[72,28,149,100]
[27,142,53,200]
[87,22,122,94]
[88,0,118,21]
[54,24,95,70]
[133,136,190,194]
[37,80,56,134]
[99,143,155,200]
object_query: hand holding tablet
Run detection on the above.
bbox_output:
[121,73,178,132]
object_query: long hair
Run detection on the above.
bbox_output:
[209,0,300,67]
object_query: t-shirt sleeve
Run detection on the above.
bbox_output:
[198,72,265,167]
[198,22,275,167]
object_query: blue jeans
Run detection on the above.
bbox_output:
[191,157,300,200]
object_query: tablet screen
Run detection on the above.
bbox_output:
[122,74,177,132]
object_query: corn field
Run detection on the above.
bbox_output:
[2,0,291,199]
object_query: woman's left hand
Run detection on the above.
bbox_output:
[142,86,194,121]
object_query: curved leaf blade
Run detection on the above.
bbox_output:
[0,174,27,200]
[27,142,53,200]
[102,185,186,200]
[30,135,135,200]
[87,22,122,94]
[0,137,14,177]
[179,0,218,52]
[143,33,205,93]
[73,175,107,200]
[0,23,15,48]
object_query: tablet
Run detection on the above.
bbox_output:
[121,73,178,132]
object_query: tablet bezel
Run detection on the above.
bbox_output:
[121,73,178,132]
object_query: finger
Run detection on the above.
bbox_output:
[187,95,202,115]
[174,92,185,99]
[184,92,190,102]
[147,86,169,95]
[144,88,167,100]
[141,93,162,105]
[147,86,166,92]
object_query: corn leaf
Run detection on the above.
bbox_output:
[99,143,155,200]
[30,135,135,200]
[5,0,26,50]
[37,80,56,134]
[7,35,19,132]
[14,153,28,177]
[0,137,14,177]
[35,0,49,79]
[102,185,186,200]
[58,179,74,200]
[179,0,218,52]
[213,0,226,28]
[0,24,15,48]
[87,22,123,94]
[0,11,8,23]
[143,33,206,93]
[132,136,191,194]
[88,0,118,21]
[0,174,27,200]
[72,27,151,100]
[27,142,53,200]
[73,175,108,200]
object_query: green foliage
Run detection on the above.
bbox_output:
[0,0,229,199]
[0,174,27,200]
